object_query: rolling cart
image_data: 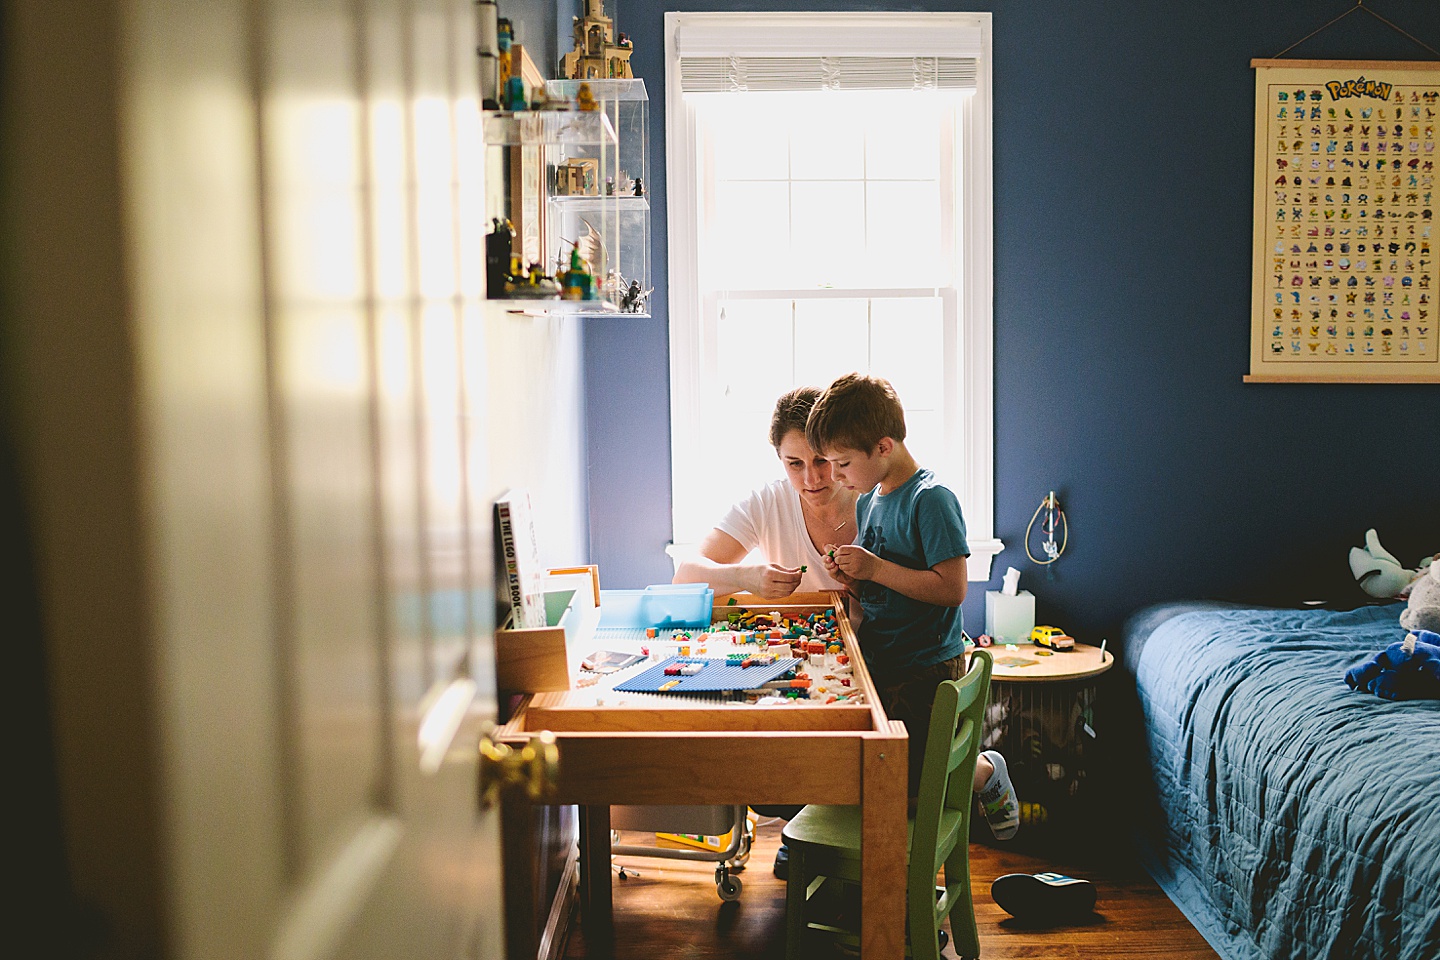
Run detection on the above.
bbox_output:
[609,804,754,901]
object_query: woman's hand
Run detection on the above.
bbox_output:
[751,564,803,599]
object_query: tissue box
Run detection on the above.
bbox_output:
[985,589,1035,643]
[599,584,715,629]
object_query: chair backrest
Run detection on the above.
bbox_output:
[913,647,991,830]
[908,649,992,919]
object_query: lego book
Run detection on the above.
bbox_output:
[495,489,547,629]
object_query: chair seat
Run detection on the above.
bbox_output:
[782,804,865,857]
[782,804,966,867]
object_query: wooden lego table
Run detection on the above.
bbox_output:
[497,593,909,959]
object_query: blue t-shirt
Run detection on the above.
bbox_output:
[852,468,969,678]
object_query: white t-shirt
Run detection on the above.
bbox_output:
[714,479,850,593]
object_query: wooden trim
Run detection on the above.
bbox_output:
[1250,58,1440,71]
[515,44,545,90]
[861,721,908,960]
[496,622,572,692]
[1244,374,1438,384]
[710,591,840,608]
[578,806,612,950]
[537,844,578,960]
[547,564,600,605]
[495,697,534,740]
[521,702,876,732]
[545,732,864,806]
[833,599,891,732]
[502,795,539,960]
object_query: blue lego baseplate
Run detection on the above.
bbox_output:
[613,655,801,694]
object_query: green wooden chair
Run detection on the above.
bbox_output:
[781,648,992,960]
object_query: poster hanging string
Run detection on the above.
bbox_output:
[1271,0,1440,60]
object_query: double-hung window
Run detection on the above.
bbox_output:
[665,12,1000,579]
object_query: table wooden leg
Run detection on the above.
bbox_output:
[578,804,613,952]
[861,727,908,960]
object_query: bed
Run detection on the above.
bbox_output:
[1123,601,1440,960]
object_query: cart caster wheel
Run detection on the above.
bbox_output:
[717,876,743,901]
[731,833,753,869]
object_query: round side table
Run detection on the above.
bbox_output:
[977,640,1113,839]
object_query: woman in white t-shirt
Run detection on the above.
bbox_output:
[675,389,1021,877]
[674,387,856,599]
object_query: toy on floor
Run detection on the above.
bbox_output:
[991,871,1096,921]
[1349,528,1438,599]
[1346,565,1440,699]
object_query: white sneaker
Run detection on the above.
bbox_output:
[976,750,1020,840]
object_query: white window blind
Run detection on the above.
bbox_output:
[672,13,985,93]
[677,56,978,93]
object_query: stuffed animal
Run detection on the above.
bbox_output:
[1345,629,1440,700]
[1401,562,1440,636]
[1348,528,1438,599]
[1346,566,1440,699]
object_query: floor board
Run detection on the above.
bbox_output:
[561,819,1219,959]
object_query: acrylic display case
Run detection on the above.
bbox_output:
[544,79,650,316]
[482,78,649,315]
[484,107,619,313]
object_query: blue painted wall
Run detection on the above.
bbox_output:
[584,0,1440,645]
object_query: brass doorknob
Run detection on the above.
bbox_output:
[478,727,558,809]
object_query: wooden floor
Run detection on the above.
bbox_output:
[561,819,1219,960]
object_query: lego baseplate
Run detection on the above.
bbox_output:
[613,655,801,694]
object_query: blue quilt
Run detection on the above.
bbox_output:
[1124,602,1440,960]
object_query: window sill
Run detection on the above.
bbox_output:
[666,536,1004,582]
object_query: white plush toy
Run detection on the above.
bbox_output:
[1349,528,1438,599]
[1401,562,1440,636]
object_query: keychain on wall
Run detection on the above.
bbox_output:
[1025,491,1068,580]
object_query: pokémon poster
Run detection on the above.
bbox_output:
[1250,59,1438,382]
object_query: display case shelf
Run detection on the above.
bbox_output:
[549,195,649,214]
[492,299,620,317]
[482,109,616,147]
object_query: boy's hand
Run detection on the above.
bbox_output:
[751,564,802,599]
[829,544,881,581]
[820,544,855,588]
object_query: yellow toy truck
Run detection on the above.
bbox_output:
[1029,624,1075,651]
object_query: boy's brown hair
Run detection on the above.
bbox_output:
[768,386,822,450]
[805,373,907,455]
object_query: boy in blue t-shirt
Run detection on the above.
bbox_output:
[809,373,1017,838]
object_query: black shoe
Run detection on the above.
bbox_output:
[991,872,1096,921]
[773,843,790,880]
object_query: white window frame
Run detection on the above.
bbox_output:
[664,11,1000,580]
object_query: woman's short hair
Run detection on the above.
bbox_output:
[769,387,822,450]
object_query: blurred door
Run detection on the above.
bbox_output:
[8,0,512,957]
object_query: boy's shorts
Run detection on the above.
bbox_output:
[873,653,966,800]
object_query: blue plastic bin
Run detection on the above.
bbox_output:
[598,583,715,629]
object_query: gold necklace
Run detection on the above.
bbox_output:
[804,497,854,532]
